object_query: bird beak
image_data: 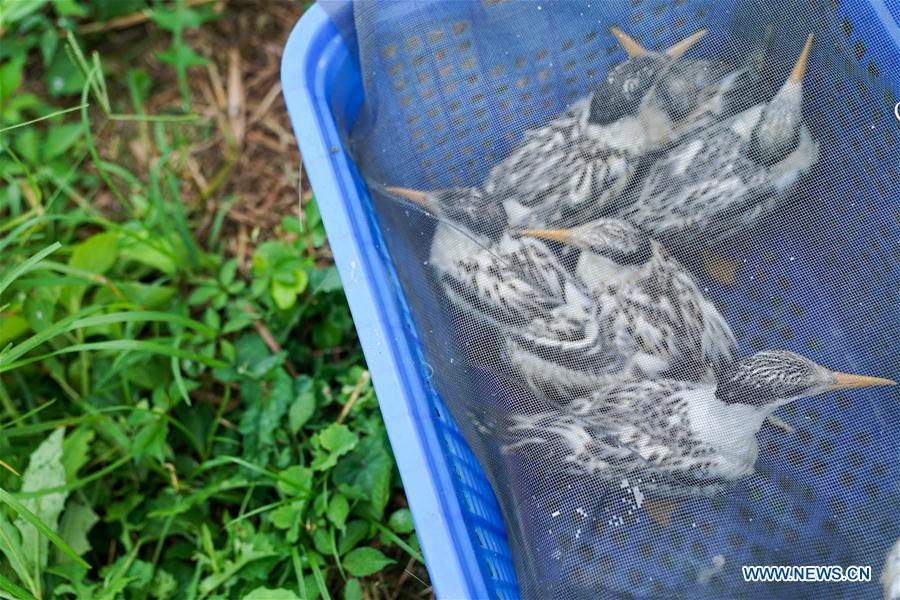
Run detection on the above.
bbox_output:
[664,29,708,59]
[789,33,814,83]
[610,27,706,59]
[516,228,575,245]
[610,26,647,57]
[385,186,433,210]
[826,370,896,391]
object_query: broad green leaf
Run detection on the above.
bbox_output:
[16,428,68,575]
[327,494,350,530]
[388,508,415,534]
[118,238,178,275]
[342,547,395,578]
[312,528,334,556]
[235,335,285,378]
[244,587,301,600]
[338,521,370,555]
[44,50,85,97]
[271,280,298,310]
[307,266,343,294]
[42,123,83,162]
[95,282,176,308]
[156,45,210,68]
[69,232,119,275]
[52,0,88,17]
[149,569,177,599]
[56,499,98,561]
[198,531,278,596]
[0,0,49,29]
[333,435,394,518]
[12,128,40,164]
[0,481,87,575]
[61,427,94,481]
[24,295,55,333]
[149,4,216,30]
[270,502,303,530]
[288,376,316,433]
[343,579,363,600]
[238,369,294,464]
[187,284,219,306]
[0,314,29,347]
[311,424,357,472]
[1,53,26,101]
[276,466,312,497]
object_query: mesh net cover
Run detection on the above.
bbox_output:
[331,1,899,597]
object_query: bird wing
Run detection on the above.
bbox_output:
[666,258,738,381]
[504,379,730,496]
[620,127,762,243]
[484,98,624,224]
[594,382,731,493]
[438,230,594,335]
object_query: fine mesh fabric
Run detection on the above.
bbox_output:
[336,1,899,597]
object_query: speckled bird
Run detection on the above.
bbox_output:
[383,186,584,334]
[482,26,782,230]
[504,350,894,498]
[516,219,737,394]
[382,187,734,402]
[605,26,775,131]
[613,33,819,249]
[482,27,712,228]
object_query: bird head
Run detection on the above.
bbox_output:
[385,186,504,239]
[715,350,894,409]
[516,218,653,265]
[587,28,707,149]
[748,33,813,166]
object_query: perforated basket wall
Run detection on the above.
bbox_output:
[286,0,899,598]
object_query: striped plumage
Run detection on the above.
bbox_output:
[382,186,589,334]
[481,28,713,228]
[614,34,819,247]
[483,95,636,227]
[504,351,894,499]
[383,185,736,405]
[488,27,778,230]
[519,220,737,393]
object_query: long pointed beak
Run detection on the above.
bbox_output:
[385,186,432,210]
[789,33,814,83]
[516,228,575,245]
[610,26,648,57]
[827,370,896,391]
[664,29,707,59]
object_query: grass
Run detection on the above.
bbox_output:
[0,1,431,598]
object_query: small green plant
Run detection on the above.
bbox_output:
[1,2,425,598]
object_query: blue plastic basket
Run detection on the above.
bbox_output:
[282,2,899,597]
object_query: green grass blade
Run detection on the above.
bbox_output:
[2,310,216,366]
[290,548,307,600]
[0,306,105,366]
[0,105,88,134]
[305,549,332,600]
[0,243,62,298]
[0,340,229,373]
[107,113,199,122]
[367,520,424,563]
[0,572,36,600]
[0,488,91,569]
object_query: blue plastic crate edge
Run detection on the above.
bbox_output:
[280,6,499,599]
